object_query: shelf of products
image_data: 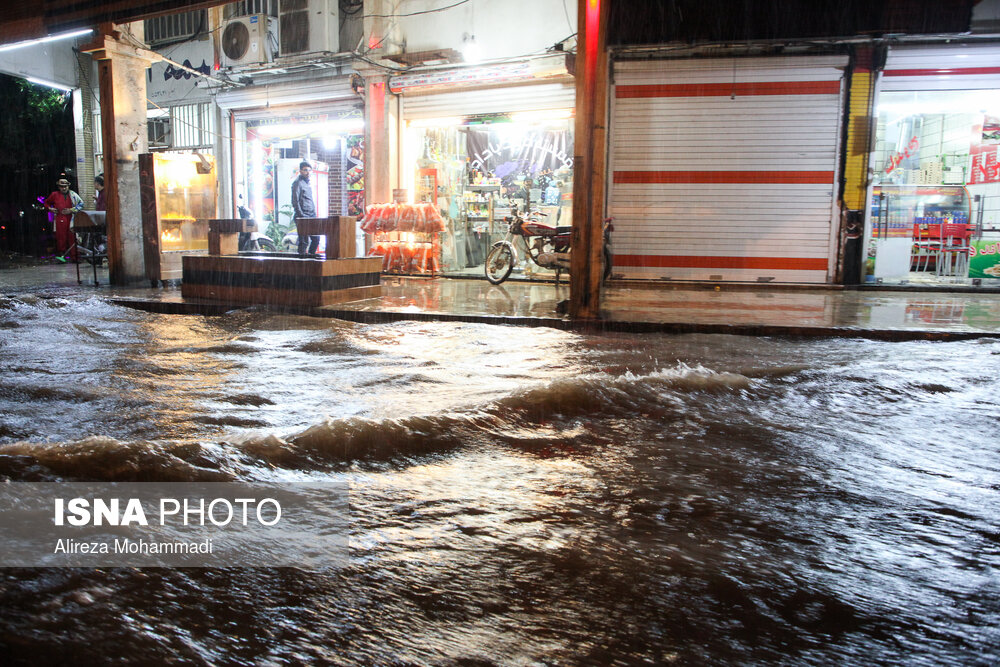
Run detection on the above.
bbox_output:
[464,185,497,234]
[361,202,446,274]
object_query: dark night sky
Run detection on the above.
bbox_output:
[608,0,975,45]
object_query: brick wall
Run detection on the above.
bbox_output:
[299,140,345,216]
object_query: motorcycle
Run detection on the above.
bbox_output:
[484,205,613,285]
[236,204,279,252]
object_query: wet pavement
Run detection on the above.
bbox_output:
[3,261,1000,340]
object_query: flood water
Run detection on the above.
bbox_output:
[1,293,998,665]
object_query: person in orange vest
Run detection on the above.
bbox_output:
[43,174,84,262]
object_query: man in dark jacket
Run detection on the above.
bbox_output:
[292,161,319,255]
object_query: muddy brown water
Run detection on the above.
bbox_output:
[1,294,998,665]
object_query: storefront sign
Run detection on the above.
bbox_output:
[969,239,1000,278]
[468,128,573,178]
[969,116,1000,184]
[885,136,919,174]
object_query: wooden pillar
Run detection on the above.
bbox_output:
[569,0,610,320]
[82,24,152,285]
[295,217,357,259]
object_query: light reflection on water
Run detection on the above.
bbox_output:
[0,294,999,665]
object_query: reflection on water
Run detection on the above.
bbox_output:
[1,294,999,664]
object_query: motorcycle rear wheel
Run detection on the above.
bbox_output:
[485,243,515,284]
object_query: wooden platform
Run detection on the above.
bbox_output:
[181,255,382,307]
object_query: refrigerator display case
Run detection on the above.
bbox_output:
[140,153,218,285]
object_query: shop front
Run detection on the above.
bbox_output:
[607,53,848,284]
[865,43,1000,286]
[378,59,575,278]
[216,75,366,255]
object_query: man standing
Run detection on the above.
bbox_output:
[43,175,84,262]
[292,161,319,256]
[93,174,106,211]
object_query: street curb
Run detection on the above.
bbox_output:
[108,297,1000,342]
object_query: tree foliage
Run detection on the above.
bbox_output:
[0,73,75,173]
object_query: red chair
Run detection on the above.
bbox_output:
[936,223,971,277]
[912,222,941,273]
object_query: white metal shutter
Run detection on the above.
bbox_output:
[216,74,358,121]
[882,43,1000,91]
[401,81,575,120]
[609,55,847,283]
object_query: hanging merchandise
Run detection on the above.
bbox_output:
[360,203,446,274]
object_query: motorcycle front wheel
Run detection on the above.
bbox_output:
[256,237,278,252]
[485,243,515,284]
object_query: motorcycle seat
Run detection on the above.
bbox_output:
[555,226,572,235]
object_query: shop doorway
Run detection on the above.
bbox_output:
[864,45,1000,287]
[388,112,574,280]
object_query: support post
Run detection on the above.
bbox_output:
[569,0,610,320]
[81,23,153,285]
[363,74,392,207]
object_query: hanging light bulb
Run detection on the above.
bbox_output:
[462,33,481,64]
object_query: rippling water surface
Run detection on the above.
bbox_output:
[1,293,999,665]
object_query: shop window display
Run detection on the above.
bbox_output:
[866,91,1000,284]
[400,115,574,276]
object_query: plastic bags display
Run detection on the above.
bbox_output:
[359,203,447,234]
[361,202,445,275]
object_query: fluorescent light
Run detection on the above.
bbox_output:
[254,119,364,138]
[878,90,1000,115]
[26,76,74,92]
[510,109,574,123]
[462,34,481,65]
[408,117,463,128]
[0,28,93,53]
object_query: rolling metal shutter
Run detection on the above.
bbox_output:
[609,55,847,283]
[881,43,1000,92]
[400,81,575,119]
[215,74,358,121]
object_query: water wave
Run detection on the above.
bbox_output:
[0,436,235,482]
[0,366,753,477]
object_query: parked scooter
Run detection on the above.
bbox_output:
[237,201,279,252]
[484,205,613,285]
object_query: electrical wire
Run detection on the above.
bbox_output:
[363,0,471,19]
[560,0,574,35]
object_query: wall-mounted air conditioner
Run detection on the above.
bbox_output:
[220,14,272,68]
[147,116,171,149]
[278,0,339,58]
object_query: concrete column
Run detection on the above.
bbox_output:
[363,73,392,206]
[81,23,152,285]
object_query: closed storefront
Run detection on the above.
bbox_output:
[608,54,847,284]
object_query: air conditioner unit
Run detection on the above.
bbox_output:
[220,15,272,68]
[148,117,171,148]
[278,0,339,58]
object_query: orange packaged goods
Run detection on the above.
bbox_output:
[360,205,379,234]
[378,203,398,233]
[422,203,446,232]
[401,242,417,270]
[397,204,417,232]
[413,203,427,233]
[415,242,433,273]
[365,201,442,275]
